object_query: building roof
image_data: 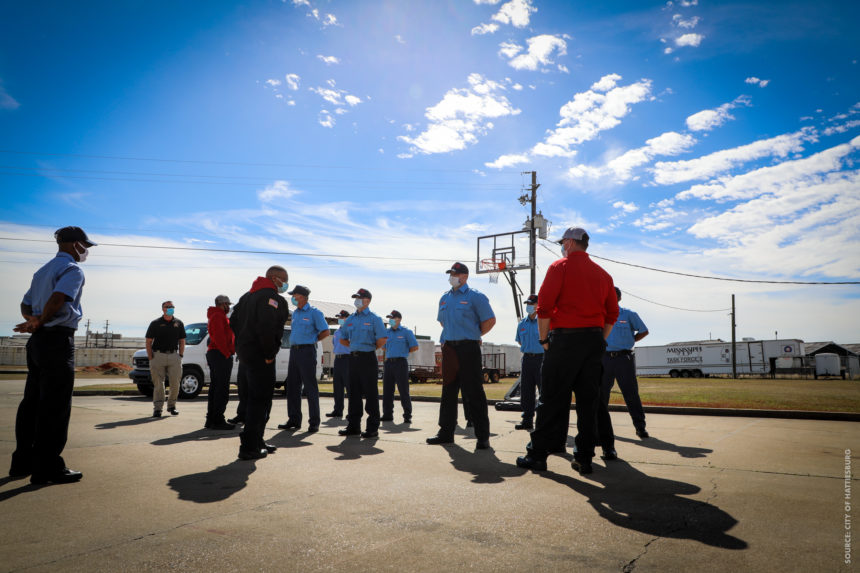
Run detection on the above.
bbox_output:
[804,341,858,356]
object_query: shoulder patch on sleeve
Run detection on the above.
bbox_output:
[268,298,279,308]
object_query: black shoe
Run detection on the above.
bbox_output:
[338,427,361,436]
[325,411,343,418]
[238,448,267,460]
[426,435,454,445]
[227,416,244,425]
[601,449,618,461]
[168,407,179,416]
[30,467,83,485]
[361,430,378,438]
[403,416,412,424]
[572,460,593,474]
[475,439,490,450]
[153,409,162,418]
[205,421,236,430]
[636,429,650,439]
[516,455,547,471]
[379,415,394,422]
[515,421,533,431]
[263,443,277,454]
[277,420,301,430]
[307,426,319,433]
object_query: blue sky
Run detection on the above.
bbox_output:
[1,0,858,346]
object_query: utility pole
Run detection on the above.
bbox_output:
[103,320,110,349]
[731,295,737,379]
[84,319,90,348]
[519,171,540,295]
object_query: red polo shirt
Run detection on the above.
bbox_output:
[536,251,619,330]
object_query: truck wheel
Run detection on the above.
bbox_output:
[177,367,204,399]
[692,370,703,378]
[136,384,154,397]
[483,372,490,383]
[669,370,680,378]
[492,372,500,383]
[680,369,691,378]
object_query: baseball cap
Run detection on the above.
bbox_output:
[55,226,97,247]
[214,294,231,305]
[288,285,310,297]
[445,262,469,275]
[351,288,372,299]
[524,294,538,305]
[334,309,350,319]
[385,310,402,319]
[555,227,588,244]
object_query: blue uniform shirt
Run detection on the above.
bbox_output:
[385,325,418,358]
[332,327,350,355]
[437,283,495,342]
[290,303,328,345]
[22,251,86,329]
[342,308,387,352]
[516,316,543,354]
[606,307,648,351]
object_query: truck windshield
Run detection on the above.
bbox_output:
[185,323,208,345]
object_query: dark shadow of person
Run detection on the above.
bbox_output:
[444,443,527,484]
[95,417,165,429]
[615,436,713,459]
[378,421,421,435]
[151,428,239,446]
[167,459,256,503]
[326,438,384,461]
[540,459,747,549]
[266,429,313,449]
[0,477,52,502]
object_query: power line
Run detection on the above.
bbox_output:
[537,240,860,285]
[620,288,730,313]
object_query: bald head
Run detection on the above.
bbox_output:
[266,265,288,280]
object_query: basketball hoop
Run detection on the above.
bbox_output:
[481,258,506,284]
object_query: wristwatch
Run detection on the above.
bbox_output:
[539,338,550,345]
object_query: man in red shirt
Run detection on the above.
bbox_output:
[516,227,618,475]
[205,294,236,430]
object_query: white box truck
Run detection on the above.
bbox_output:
[407,339,438,383]
[634,339,805,378]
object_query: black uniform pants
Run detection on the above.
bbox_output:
[347,351,380,432]
[331,355,349,415]
[520,353,543,421]
[529,330,605,462]
[285,346,320,428]
[382,357,411,418]
[602,352,646,431]
[234,362,247,421]
[13,328,76,476]
[238,353,276,453]
[206,349,233,424]
[438,341,489,441]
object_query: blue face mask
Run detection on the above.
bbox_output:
[526,305,535,315]
[291,296,298,306]
[165,307,175,317]
[278,282,289,294]
[389,319,397,327]
[337,318,345,326]
[354,299,363,309]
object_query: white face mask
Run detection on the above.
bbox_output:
[526,305,535,315]
[75,242,89,263]
[448,275,460,288]
[354,299,363,309]
[561,243,568,257]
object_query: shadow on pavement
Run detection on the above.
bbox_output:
[444,443,527,484]
[616,436,713,459]
[326,437,384,460]
[151,428,240,446]
[95,417,165,429]
[267,429,313,449]
[541,459,747,549]
[0,477,54,503]
[167,459,256,503]
[379,421,421,434]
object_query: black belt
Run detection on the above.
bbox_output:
[386,357,407,362]
[606,350,632,357]
[334,354,351,359]
[524,352,543,357]
[41,325,76,335]
[154,349,177,354]
[291,344,314,349]
[551,327,603,335]
[351,350,375,356]
[444,340,478,346]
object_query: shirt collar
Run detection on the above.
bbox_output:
[452,283,471,294]
[356,307,370,316]
[56,251,76,263]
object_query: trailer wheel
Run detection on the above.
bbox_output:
[483,372,490,383]
[680,369,692,378]
[669,370,680,378]
[691,369,703,378]
[491,372,500,383]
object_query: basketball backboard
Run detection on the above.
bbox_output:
[475,230,533,274]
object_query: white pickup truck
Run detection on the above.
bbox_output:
[128,322,323,399]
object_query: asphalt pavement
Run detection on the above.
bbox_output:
[0,379,857,572]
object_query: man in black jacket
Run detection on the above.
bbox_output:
[230,266,290,460]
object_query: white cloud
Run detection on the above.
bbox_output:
[653,128,815,185]
[471,23,500,35]
[685,95,751,132]
[258,180,301,202]
[672,14,700,28]
[679,0,698,6]
[0,82,20,110]
[285,74,301,90]
[530,142,577,158]
[591,74,621,92]
[512,83,523,91]
[344,94,361,106]
[613,201,639,213]
[398,73,520,155]
[317,55,340,65]
[473,0,502,3]
[318,110,335,128]
[568,131,695,182]
[490,0,536,28]
[745,76,770,88]
[675,33,704,47]
[499,34,567,72]
[265,78,281,87]
[485,153,530,169]
[310,83,361,108]
[321,13,338,27]
[823,119,860,136]
[394,34,405,44]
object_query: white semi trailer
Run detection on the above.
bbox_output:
[634,339,805,378]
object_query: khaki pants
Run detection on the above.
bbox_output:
[151,351,181,411]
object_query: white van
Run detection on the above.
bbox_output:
[128,322,323,399]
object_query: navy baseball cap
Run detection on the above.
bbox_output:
[385,310,402,319]
[445,262,469,275]
[55,226,97,247]
[351,288,372,299]
[335,310,350,319]
[288,285,310,296]
[524,294,538,305]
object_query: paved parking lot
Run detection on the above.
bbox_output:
[0,381,856,572]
